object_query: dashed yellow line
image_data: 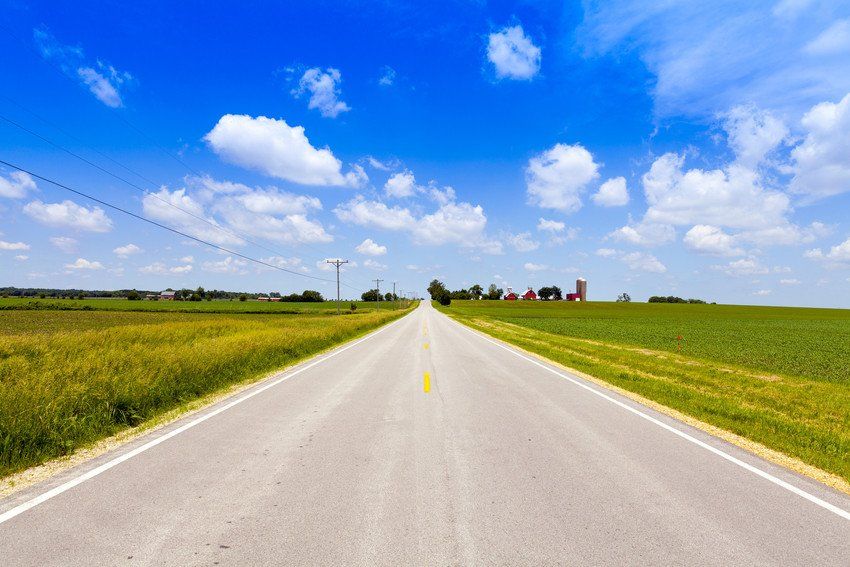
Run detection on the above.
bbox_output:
[423,372,430,393]
[423,342,429,350]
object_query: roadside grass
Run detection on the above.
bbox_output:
[0,297,408,314]
[437,300,850,486]
[0,306,412,477]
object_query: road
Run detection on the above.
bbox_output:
[1,300,848,565]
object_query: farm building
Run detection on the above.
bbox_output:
[504,287,518,301]
[257,296,269,302]
[521,287,537,300]
[565,278,587,301]
[504,286,538,300]
[160,290,177,301]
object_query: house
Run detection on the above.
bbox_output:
[160,290,177,301]
[270,297,281,302]
[145,293,159,301]
[521,287,537,300]
[504,286,518,301]
[257,296,269,302]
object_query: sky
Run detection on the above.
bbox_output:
[1,0,850,306]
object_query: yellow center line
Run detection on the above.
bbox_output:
[423,372,430,393]
[423,342,429,350]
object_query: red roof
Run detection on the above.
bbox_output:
[522,288,537,300]
[504,292,518,300]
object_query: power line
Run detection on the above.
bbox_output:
[0,159,341,285]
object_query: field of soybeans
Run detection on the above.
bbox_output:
[439,300,850,487]
[0,302,412,477]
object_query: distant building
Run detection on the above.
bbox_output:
[565,278,587,301]
[160,290,177,301]
[257,296,269,302]
[270,297,281,302]
[145,294,159,301]
[504,286,518,301]
[521,287,537,300]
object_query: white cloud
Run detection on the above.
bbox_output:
[780,278,801,285]
[712,258,770,276]
[15,255,28,261]
[113,243,142,257]
[0,171,36,199]
[805,236,850,265]
[683,225,745,257]
[537,218,565,232]
[292,67,351,118]
[609,221,675,247]
[24,200,112,232]
[504,232,540,252]
[202,256,248,274]
[355,238,387,256]
[723,106,788,169]
[621,251,667,273]
[384,170,418,198]
[334,196,416,231]
[34,28,132,108]
[65,258,104,270]
[753,289,773,296]
[142,188,242,246]
[592,176,629,206]
[789,93,850,200]
[363,258,387,271]
[204,115,366,187]
[260,256,305,271]
[804,19,850,56]
[139,262,193,275]
[50,236,78,253]
[487,25,541,80]
[595,247,619,257]
[524,262,547,272]
[0,240,30,251]
[378,66,396,86]
[526,143,600,213]
[179,256,194,263]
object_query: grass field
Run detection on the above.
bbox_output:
[0,303,413,477]
[0,297,406,314]
[438,300,850,486]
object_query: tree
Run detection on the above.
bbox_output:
[384,292,394,301]
[195,286,205,299]
[617,292,632,303]
[427,279,447,300]
[437,292,451,306]
[537,285,562,301]
[469,284,484,300]
[361,289,380,302]
[126,290,141,301]
[239,294,247,302]
[301,290,324,302]
[487,283,503,300]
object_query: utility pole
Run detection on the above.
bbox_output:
[392,281,397,310]
[325,259,349,315]
[373,278,383,303]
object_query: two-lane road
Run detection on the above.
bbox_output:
[1,301,848,565]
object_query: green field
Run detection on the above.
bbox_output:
[0,303,413,477]
[0,297,406,314]
[438,300,850,486]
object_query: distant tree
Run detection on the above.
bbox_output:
[427,279,447,300]
[350,302,357,311]
[487,283,503,300]
[450,289,471,300]
[239,294,247,302]
[469,284,484,300]
[301,290,324,302]
[616,292,632,303]
[39,293,46,299]
[126,290,141,301]
[77,292,85,300]
[537,286,563,301]
[189,293,202,302]
[361,289,380,302]
[437,292,451,306]
[384,292,394,301]
[195,286,205,299]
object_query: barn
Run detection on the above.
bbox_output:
[521,287,537,300]
[504,287,518,301]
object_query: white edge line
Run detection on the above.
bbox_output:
[0,314,410,525]
[451,318,850,522]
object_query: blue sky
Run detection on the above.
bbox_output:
[1,1,850,306]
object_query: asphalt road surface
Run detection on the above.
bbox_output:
[1,301,849,565]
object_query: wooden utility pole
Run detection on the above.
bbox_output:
[325,259,349,314]
[373,278,383,303]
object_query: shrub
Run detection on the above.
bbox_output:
[239,294,247,302]
[126,290,141,301]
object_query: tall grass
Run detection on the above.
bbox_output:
[0,309,407,476]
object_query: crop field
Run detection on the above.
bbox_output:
[0,297,407,314]
[0,304,412,477]
[438,300,850,486]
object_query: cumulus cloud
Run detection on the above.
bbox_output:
[805,236,850,266]
[712,258,769,276]
[113,243,142,257]
[34,28,132,108]
[504,232,540,252]
[142,188,242,246]
[65,258,104,270]
[202,256,248,274]
[487,25,541,80]
[596,247,666,273]
[537,218,565,232]
[524,262,547,272]
[780,278,801,285]
[683,225,745,256]
[0,240,30,251]
[789,93,850,200]
[0,171,37,199]
[526,143,600,213]
[609,221,675,247]
[363,258,387,271]
[355,238,387,256]
[384,170,418,198]
[291,67,351,118]
[204,114,366,187]
[139,262,193,275]
[592,176,629,206]
[723,106,788,169]
[24,200,113,232]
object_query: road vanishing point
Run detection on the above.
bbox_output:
[1,301,848,565]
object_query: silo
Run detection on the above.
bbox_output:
[576,278,587,302]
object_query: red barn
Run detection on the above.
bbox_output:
[504,287,518,300]
[521,287,537,300]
